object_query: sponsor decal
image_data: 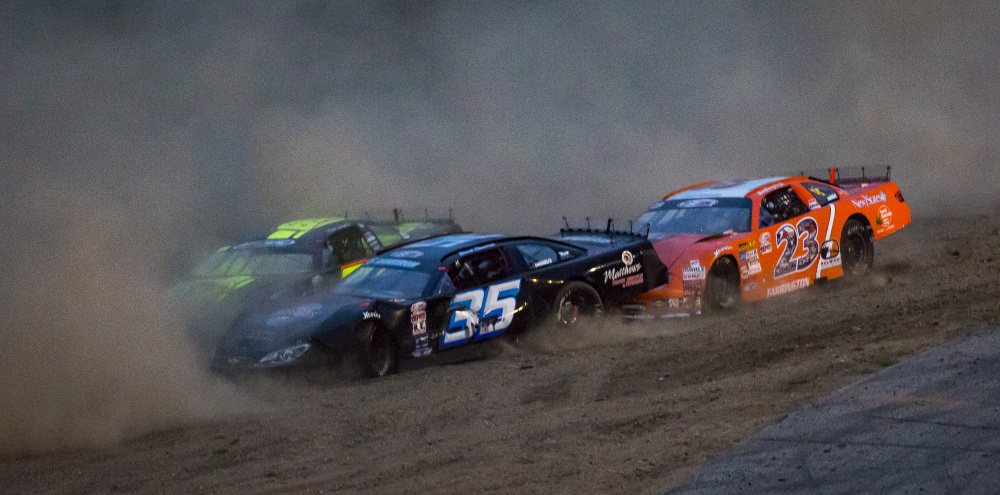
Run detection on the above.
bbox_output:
[390,250,423,259]
[363,311,381,320]
[820,239,840,259]
[766,278,809,298]
[682,266,706,281]
[740,260,762,279]
[558,250,571,259]
[410,301,431,357]
[678,199,719,208]
[533,258,553,268]
[690,260,700,267]
[628,273,644,287]
[743,281,759,293]
[621,250,635,265]
[713,246,732,257]
[877,205,893,226]
[604,251,643,285]
[759,232,772,255]
[850,190,887,209]
[756,182,787,197]
[808,198,820,210]
[738,241,757,252]
[739,249,759,262]
[370,258,421,269]
[651,297,692,311]
[819,255,842,270]
[458,243,497,257]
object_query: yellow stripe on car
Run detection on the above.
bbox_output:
[268,218,343,240]
[341,259,367,278]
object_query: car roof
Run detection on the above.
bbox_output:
[230,218,355,253]
[374,233,593,266]
[379,234,508,261]
[667,177,789,200]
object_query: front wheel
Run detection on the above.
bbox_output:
[840,218,874,277]
[703,257,741,314]
[552,281,604,327]
[354,321,397,378]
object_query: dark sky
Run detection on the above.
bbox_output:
[5,1,997,247]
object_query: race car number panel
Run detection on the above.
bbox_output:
[774,217,820,278]
[442,279,522,348]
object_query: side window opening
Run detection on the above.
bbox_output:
[324,226,373,270]
[760,186,810,227]
[515,244,558,269]
[447,248,512,291]
[804,182,840,207]
[367,224,404,249]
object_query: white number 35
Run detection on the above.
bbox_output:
[441,280,521,348]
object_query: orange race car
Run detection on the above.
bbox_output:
[622,168,910,318]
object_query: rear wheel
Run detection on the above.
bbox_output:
[840,218,874,277]
[703,257,741,313]
[553,281,603,327]
[355,321,397,378]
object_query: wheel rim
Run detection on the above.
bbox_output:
[557,291,601,326]
[842,231,868,274]
[367,328,393,375]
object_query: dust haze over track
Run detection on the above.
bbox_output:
[1,1,998,456]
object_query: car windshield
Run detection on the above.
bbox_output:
[192,249,314,277]
[638,198,753,235]
[334,265,432,299]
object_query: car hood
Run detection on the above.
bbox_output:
[171,273,315,351]
[648,232,736,267]
[214,289,370,366]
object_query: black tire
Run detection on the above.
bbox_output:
[703,257,741,314]
[355,321,397,378]
[840,218,874,277]
[552,281,604,327]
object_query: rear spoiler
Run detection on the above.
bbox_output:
[805,167,893,194]
[826,166,891,186]
[342,207,457,225]
[557,217,649,247]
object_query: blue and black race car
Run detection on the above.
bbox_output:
[172,216,461,351]
[213,230,667,377]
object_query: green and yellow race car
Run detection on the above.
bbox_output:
[173,216,462,352]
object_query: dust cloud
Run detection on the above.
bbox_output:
[1,1,998,456]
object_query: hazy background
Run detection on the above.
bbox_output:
[1,0,998,455]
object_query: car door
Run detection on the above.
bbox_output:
[438,246,525,349]
[751,184,833,299]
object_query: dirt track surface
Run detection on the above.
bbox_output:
[3,215,999,494]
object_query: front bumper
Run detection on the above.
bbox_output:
[621,301,700,319]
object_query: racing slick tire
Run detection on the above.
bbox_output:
[553,281,604,327]
[354,321,397,378]
[840,218,874,277]
[703,257,741,314]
